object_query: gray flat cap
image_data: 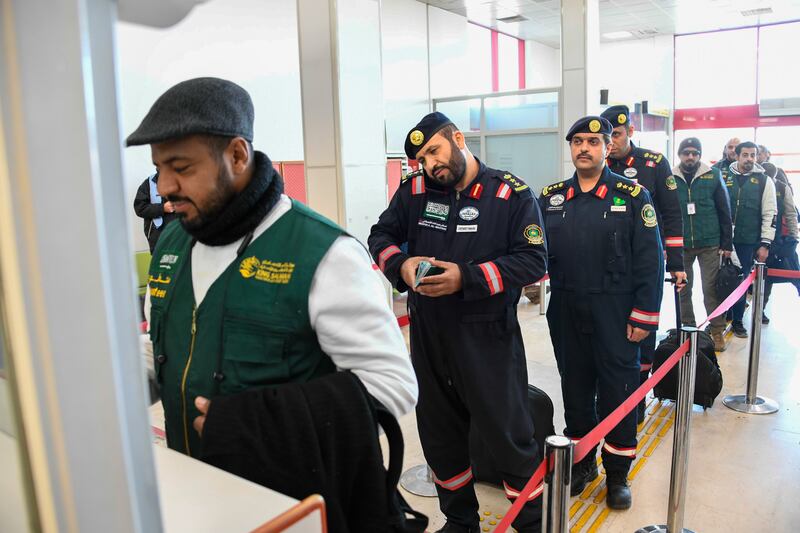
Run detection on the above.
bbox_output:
[126,77,254,146]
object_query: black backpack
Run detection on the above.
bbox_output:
[716,257,742,302]
[374,404,429,533]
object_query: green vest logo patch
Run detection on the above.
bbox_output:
[239,256,296,284]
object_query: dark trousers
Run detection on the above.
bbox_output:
[547,290,639,473]
[732,243,759,322]
[409,303,541,531]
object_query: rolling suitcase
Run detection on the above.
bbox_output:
[469,384,555,486]
[652,282,723,409]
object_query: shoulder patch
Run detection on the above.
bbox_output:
[542,181,566,197]
[497,173,529,193]
[643,151,664,164]
[400,169,423,185]
[615,180,642,197]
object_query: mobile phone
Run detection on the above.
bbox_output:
[414,261,445,287]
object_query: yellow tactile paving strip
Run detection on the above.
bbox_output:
[470,398,676,533]
[568,398,676,533]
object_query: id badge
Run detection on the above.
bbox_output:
[687,202,696,215]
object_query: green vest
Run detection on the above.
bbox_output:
[148,200,343,457]
[713,159,732,181]
[726,172,767,245]
[675,168,722,249]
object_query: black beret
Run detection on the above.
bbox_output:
[678,137,702,154]
[126,77,254,146]
[565,116,613,141]
[404,112,455,159]
[600,104,630,128]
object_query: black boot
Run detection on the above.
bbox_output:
[570,455,599,496]
[605,470,632,510]
[434,523,480,533]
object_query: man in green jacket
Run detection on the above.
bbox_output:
[726,142,778,338]
[672,138,733,351]
[712,137,740,181]
[128,77,417,458]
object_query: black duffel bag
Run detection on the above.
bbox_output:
[469,384,555,485]
[653,284,723,409]
[716,256,742,302]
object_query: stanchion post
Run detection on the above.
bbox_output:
[635,327,699,533]
[543,436,572,533]
[539,279,547,315]
[722,262,779,414]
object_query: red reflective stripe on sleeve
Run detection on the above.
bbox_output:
[378,245,402,271]
[478,261,504,295]
[629,308,659,325]
[665,236,684,247]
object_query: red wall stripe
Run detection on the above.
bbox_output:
[673,105,800,130]
[491,30,499,92]
[518,39,526,90]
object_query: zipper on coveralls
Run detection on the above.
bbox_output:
[180,306,198,455]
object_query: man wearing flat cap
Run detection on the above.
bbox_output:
[672,137,733,351]
[369,112,547,533]
[539,116,663,511]
[132,77,417,459]
[600,104,685,421]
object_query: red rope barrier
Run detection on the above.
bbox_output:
[495,269,759,532]
[767,268,800,279]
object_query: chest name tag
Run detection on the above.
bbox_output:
[456,224,478,233]
[424,201,450,222]
[610,205,627,212]
[418,219,448,232]
[687,202,696,215]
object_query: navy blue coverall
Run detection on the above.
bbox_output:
[538,168,663,474]
[607,145,682,377]
[368,161,547,532]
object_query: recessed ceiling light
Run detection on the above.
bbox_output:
[602,31,633,39]
[741,7,773,15]
[497,14,528,23]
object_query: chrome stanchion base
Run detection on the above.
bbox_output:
[399,464,438,497]
[722,394,779,414]
[635,525,696,533]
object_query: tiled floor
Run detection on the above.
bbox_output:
[149,279,800,532]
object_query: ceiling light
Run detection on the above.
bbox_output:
[602,31,633,39]
[741,7,773,15]
[497,14,528,23]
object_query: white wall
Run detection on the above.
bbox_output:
[526,39,560,89]
[116,0,304,251]
[428,6,478,99]
[381,0,430,155]
[597,35,674,112]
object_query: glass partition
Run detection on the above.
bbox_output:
[484,91,558,131]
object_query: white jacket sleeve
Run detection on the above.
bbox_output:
[309,236,418,419]
[783,184,799,239]
[761,177,777,244]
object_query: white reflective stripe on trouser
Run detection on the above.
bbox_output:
[503,480,544,501]
[433,467,474,491]
[603,442,636,457]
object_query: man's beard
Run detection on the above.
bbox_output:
[175,166,237,231]
[430,139,467,187]
[681,160,700,173]
[740,161,754,173]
